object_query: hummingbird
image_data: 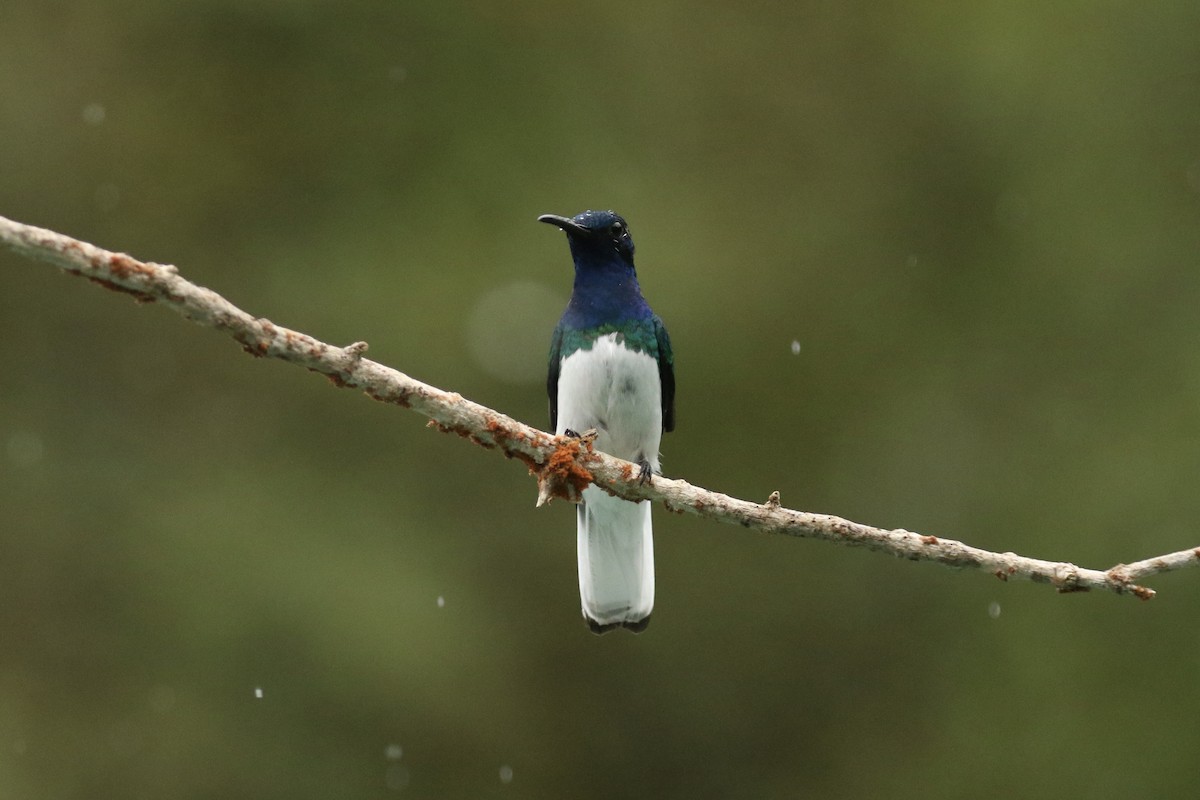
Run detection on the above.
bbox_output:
[539,210,675,634]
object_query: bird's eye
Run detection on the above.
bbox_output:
[610,222,625,236]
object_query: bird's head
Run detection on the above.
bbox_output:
[538,210,635,268]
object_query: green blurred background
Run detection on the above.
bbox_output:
[3,1,1200,797]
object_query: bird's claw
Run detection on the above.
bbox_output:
[636,459,653,485]
[563,428,599,447]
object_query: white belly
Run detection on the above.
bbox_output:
[555,332,663,468]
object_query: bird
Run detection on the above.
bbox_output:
[539,210,675,634]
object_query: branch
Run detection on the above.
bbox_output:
[4,213,1196,601]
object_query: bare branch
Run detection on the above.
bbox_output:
[4,213,1196,600]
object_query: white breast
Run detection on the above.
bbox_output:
[555,332,663,468]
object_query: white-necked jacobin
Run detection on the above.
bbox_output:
[539,210,675,634]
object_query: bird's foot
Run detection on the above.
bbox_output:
[636,458,654,485]
[564,428,599,448]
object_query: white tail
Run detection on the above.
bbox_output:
[576,485,655,633]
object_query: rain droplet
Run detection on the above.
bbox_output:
[790,340,801,355]
[436,596,445,608]
[253,687,264,699]
[385,743,403,761]
[499,765,513,784]
[82,103,106,125]
[987,601,1001,619]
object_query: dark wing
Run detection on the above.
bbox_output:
[547,322,563,432]
[654,315,675,433]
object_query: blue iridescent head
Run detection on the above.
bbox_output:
[538,210,635,268]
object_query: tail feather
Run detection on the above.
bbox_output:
[577,485,654,634]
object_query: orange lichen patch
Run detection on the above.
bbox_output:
[85,276,155,303]
[484,418,507,446]
[484,418,532,463]
[423,418,496,450]
[361,385,410,407]
[234,328,270,358]
[920,535,939,545]
[1130,585,1155,601]
[536,436,594,504]
[478,417,561,468]
[106,252,149,278]
[993,570,1008,582]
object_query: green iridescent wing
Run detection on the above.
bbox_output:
[547,321,564,432]
[654,315,675,433]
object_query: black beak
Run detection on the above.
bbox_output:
[538,214,587,236]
